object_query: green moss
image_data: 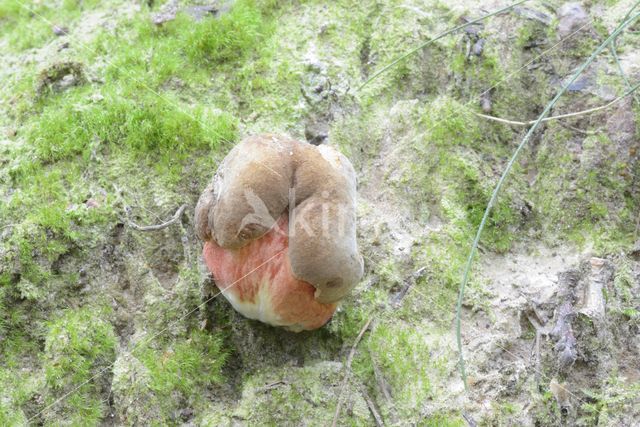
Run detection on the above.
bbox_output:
[0,0,102,51]
[360,1,450,99]
[0,160,118,305]
[331,109,384,168]
[515,21,547,50]
[365,322,436,420]
[480,400,526,426]
[224,361,370,425]
[578,375,640,426]
[450,42,505,100]
[111,330,227,423]
[420,414,466,426]
[421,96,483,148]
[612,258,640,324]
[531,388,564,426]
[13,0,270,170]
[0,365,41,425]
[395,97,521,252]
[27,89,237,163]
[43,307,117,424]
[88,0,270,90]
[327,291,379,340]
[5,226,66,300]
[0,297,44,422]
[180,1,265,65]
[138,330,226,397]
[352,317,456,422]
[140,267,206,339]
[531,127,637,247]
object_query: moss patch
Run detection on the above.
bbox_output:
[42,307,117,424]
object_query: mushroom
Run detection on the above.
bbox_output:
[195,134,364,331]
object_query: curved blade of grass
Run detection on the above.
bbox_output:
[455,7,640,391]
[610,0,640,106]
[610,42,640,106]
[358,0,530,91]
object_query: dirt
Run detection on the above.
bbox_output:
[1,0,640,425]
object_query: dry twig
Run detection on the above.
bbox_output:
[370,350,393,403]
[257,380,288,393]
[361,386,384,427]
[332,317,373,427]
[527,313,545,388]
[127,204,187,231]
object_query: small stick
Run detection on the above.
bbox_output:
[531,323,542,388]
[558,121,595,136]
[525,312,546,388]
[258,380,288,393]
[370,350,393,404]
[462,412,478,427]
[128,204,187,231]
[332,317,373,427]
[369,347,400,424]
[392,267,427,307]
[361,387,384,427]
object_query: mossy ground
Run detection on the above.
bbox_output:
[1,0,639,425]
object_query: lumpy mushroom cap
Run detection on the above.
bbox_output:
[195,134,363,303]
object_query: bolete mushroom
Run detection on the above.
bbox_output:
[195,134,364,331]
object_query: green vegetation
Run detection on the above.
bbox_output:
[578,376,640,426]
[138,331,225,396]
[389,96,523,253]
[367,323,435,412]
[108,328,226,424]
[515,21,544,49]
[0,0,103,51]
[532,123,639,248]
[42,308,117,424]
[1,0,639,424]
[612,258,640,323]
[28,89,236,162]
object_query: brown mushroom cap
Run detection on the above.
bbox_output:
[195,134,363,303]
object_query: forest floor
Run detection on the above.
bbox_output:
[1,0,639,425]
